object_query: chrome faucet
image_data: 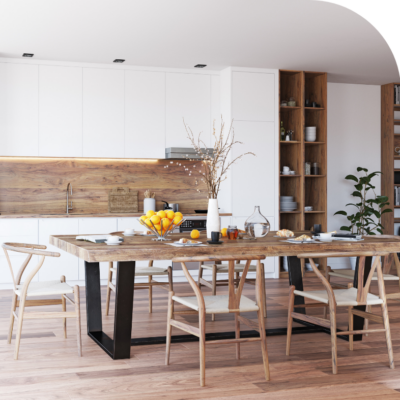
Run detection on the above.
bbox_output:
[66,183,73,214]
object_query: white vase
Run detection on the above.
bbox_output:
[206,198,220,239]
[143,198,156,214]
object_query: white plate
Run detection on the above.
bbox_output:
[123,233,135,236]
[286,238,317,244]
[173,241,203,246]
[105,241,122,246]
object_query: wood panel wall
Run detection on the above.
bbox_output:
[0,158,208,214]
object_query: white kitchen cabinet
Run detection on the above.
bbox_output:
[2,63,39,156]
[231,121,275,217]
[166,73,211,148]
[78,218,117,280]
[38,219,79,281]
[232,72,275,122]
[39,65,82,157]
[0,219,39,286]
[83,68,124,158]
[125,70,165,159]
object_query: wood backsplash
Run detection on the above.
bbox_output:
[0,158,208,214]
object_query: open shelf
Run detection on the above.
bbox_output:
[280,141,301,144]
[305,107,325,110]
[280,175,301,177]
[305,141,325,145]
[305,175,326,178]
[280,106,301,110]
[280,211,301,214]
[305,211,325,214]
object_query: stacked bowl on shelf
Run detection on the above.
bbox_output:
[305,126,317,142]
[280,196,297,212]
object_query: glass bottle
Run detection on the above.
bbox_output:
[311,162,319,175]
[227,225,239,240]
[280,121,285,141]
[244,206,270,238]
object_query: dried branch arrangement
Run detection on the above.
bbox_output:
[164,118,255,199]
[144,189,155,199]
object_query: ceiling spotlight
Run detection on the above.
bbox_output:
[194,64,207,68]
[23,53,34,57]
[113,59,125,63]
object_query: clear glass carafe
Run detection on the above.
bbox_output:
[244,206,270,238]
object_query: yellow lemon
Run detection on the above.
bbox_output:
[144,218,152,227]
[191,229,200,239]
[146,210,155,218]
[139,215,147,223]
[175,212,183,218]
[154,223,161,231]
[161,217,171,227]
[221,227,228,237]
[166,210,175,220]
[150,215,161,224]
[173,215,182,225]
[157,210,167,219]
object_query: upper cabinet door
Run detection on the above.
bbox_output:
[39,65,83,157]
[166,73,211,148]
[125,70,165,159]
[232,72,275,122]
[1,63,39,156]
[83,68,124,158]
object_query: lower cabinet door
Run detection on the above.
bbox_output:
[78,218,118,280]
[38,219,79,281]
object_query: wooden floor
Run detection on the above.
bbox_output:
[1,276,400,399]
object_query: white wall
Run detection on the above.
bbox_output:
[327,82,381,268]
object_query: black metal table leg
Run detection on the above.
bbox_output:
[352,256,372,341]
[287,256,305,314]
[85,260,135,359]
[113,261,136,359]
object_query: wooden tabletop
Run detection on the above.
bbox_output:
[49,232,400,263]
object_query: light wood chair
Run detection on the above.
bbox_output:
[105,260,173,315]
[197,260,267,321]
[166,255,269,387]
[287,251,394,374]
[2,242,82,360]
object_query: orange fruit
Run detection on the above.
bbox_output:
[173,215,182,225]
[146,210,155,218]
[157,210,167,219]
[166,210,175,220]
[154,223,161,231]
[161,217,171,227]
[221,228,228,237]
[175,212,183,218]
[150,215,161,224]
[144,218,152,227]
[191,229,200,239]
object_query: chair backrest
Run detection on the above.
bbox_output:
[2,242,60,290]
[173,255,266,312]
[298,251,389,304]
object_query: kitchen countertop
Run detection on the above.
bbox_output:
[0,212,233,219]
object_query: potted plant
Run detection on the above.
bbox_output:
[334,167,392,269]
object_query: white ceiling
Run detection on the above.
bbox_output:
[0,0,398,84]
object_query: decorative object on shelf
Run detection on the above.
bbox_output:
[285,130,294,141]
[280,196,297,212]
[280,100,288,107]
[288,97,296,107]
[305,206,313,211]
[305,126,317,142]
[305,99,310,107]
[108,187,138,213]
[245,206,270,238]
[304,162,311,175]
[290,170,296,175]
[183,118,255,238]
[143,190,156,213]
[334,167,392,235]
[138,210,184,241]
[282,166,290,175]
[280,121,285,141]
[312,101,321,108]
[311,162,319,175]
[395,147,400,155]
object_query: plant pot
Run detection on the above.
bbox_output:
[206,198,220,239]
[143,198,156,214]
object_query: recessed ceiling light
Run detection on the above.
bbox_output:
[194,64,207,68]
[23,53,34,57]
[113,59,125,63]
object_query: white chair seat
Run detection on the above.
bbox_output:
[15,281,74,297]
[294,287,384,307]
[329,269,399,281]
[110,266,169,276]
[201,263,257,272]
[172,294,259,314]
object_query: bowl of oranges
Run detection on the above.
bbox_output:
[138,210,184,241]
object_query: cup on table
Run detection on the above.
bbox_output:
[313,224,322,233]
[124,228,135,235]
[211,231,220,242]
[107,236,121,243]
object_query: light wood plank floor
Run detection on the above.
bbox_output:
[1,276,400,399]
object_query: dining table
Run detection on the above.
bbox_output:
[49,231,400,360]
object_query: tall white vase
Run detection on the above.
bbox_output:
[206,198,220,239]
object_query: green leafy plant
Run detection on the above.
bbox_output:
[334,167,392,235]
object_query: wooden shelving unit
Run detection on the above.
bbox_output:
[381,83,400,234]
[278,70,327,277]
